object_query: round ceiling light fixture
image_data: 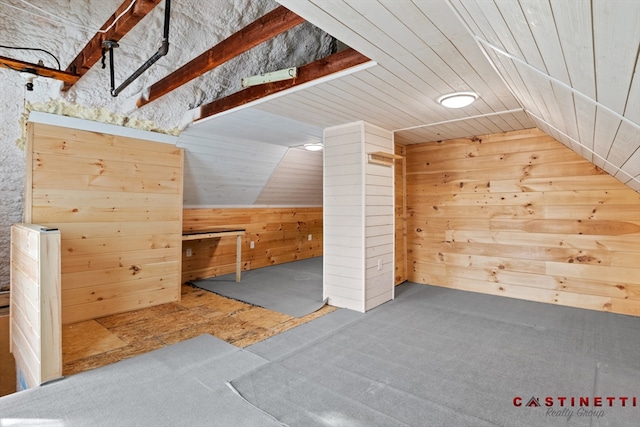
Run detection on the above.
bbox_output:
[303,143,324,152]
[437,91,478,108]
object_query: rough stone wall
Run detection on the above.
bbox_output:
[0,78,25,291]
[0,0,335,289]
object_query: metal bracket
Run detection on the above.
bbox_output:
[101,40,119,93]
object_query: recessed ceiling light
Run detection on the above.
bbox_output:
[437,91,478,108]
[303,143,324,151]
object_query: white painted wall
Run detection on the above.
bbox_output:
[363,122,395,311]
[323,121,394,312]
[323,123,364,311]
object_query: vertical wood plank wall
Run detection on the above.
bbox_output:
[405,128,640,316]
[394,143,407,285]
[182,208,322,282]
[0,312,16,396]
[10,224,61,389]
[25,122,184,324]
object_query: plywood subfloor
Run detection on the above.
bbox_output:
[1,313,16,397]
[62,284,335,376]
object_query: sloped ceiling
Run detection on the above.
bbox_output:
[179,110,322,206]
[2,0,638,208]
[211,0,637,192]
[448,0,640,189]
[255,147,323,206]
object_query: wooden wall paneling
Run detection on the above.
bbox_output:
[394,142,407,285]
[406,128,640,316]
[181,208,323,283]
[10,224,61,390]
[0,312,16,396]
[322,121,396,312]
[323,123,364,311]
[26,121,183,324]
[363,122,395,311]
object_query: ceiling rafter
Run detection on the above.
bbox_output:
[196,47,371,122]
[0,55,79,84]
[62,0,163,90]
[136,5,305,108]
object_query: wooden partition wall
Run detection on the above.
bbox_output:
[25,117,184,324]
[10,224,61,390]
[182,207,322,283]
[395,143,407,285]
[323,122,396,312]
[405,128,640,316]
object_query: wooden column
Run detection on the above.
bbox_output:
[10,224,62,390]
[323,121,396,312]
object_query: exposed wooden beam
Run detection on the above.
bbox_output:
[63,0,162,90]
[0,55,79,85]
[136,5,305,108]
[197,48,371,121]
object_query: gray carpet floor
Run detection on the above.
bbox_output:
[1,280,638,427]
[189,257,326,317]
[232,283,640,427]
[0,335,280,427]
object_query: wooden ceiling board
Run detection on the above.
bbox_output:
[177,133,287,162]
[484,109,527,132]
[593,0,640,117]
[518,0,571,86]
[178,128,289,206]
[573,94,597,162]
[354,2,461,92]
[324,77,421,128]
[547,0,595,98]
[609,120,640,171]
[255,96,353,128]
[178,0,638,204]
[357,67,447,119]
[276,85,373,126]
[255,148,323,206]
[277,0,519,117]
[626,55,640,124]
[191,108,323,147]
[414,4,522,112]
[448,0,639,190]
[620,148,640,183]
[493,0,548,73]
[593,107,624,168]
[394,109,534,145]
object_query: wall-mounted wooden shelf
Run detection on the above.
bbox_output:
[368,151,404,166]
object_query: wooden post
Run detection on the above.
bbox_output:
[236,234,243,283]
[10,224,62,390]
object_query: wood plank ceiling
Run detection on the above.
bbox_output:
[5,1,637,206]
[187,0,639,194]
[449,0,639,190]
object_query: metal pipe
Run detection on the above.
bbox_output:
[108,44,116,93]
[110,0,171,97]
